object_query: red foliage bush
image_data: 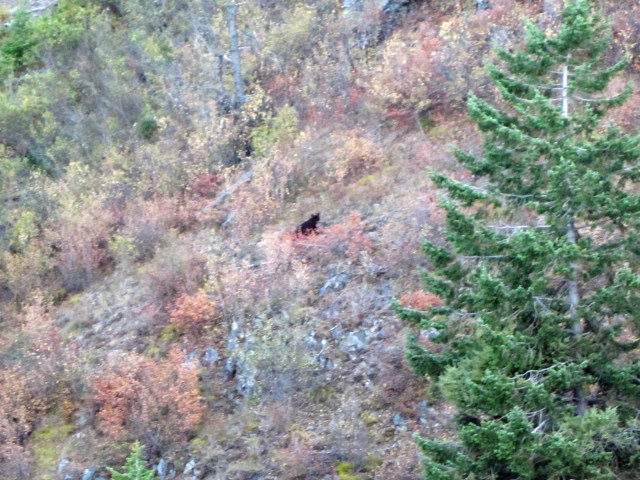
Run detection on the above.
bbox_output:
[400,290,443,310]
[0,368,33,479]
[169,289,219,333]
[92,348,204,453]
[0,301,70,479]
[191,173,219,198]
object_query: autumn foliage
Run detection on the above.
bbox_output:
[399,291,443,311]
[169,289,219,332]
[0,368,32,478]
[92,348,204,452]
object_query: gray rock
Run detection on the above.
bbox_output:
[82,467,96,480]
[227,334,238,351]
[319,274,348,297]
[193,466,205,479]
[420,328,440,340]
[376,328,388,340]
[157,458,169,478]
[306,330,318,350]
[204,347,220,363]
[183,458,197,475]
[226,357,236,377]
[64,475,74,480]
[417,400,431,417]
[392,414,404,426]
[353,362,367,382]
[222,212,235,228]
[339,330,369,353]
[57,458,70,474]
[316,355,333,370]
[476,0,490,11]
[95,477,108,480]
[343,0,363,11]
[329,325,343,340]
[227,321,242,350]
[236,358,257,398]
[186,352,198,363]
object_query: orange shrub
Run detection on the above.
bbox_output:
[0,302,66,476]
[0,368,33,479]
[92,348,204,452]
[400,290,443,310]
[169,289,218,332]
[190,173,219,198]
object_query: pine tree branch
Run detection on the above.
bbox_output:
[572,90,628,103]
[497,76,563,90]
[516,362,572,379]
[489,225,551,230]
[465,183,548,201]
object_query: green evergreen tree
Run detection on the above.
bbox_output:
[106,442,157,480]
[396,1,640,478]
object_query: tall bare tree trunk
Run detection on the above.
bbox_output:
[226,2,244,110]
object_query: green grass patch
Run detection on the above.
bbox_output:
[31,423,73,477]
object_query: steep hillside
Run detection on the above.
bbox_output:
[1,1,639,479]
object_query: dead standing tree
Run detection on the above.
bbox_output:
[226,1,245,111]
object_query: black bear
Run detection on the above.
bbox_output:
[297,213,320,236]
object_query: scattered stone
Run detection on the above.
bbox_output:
[193,466,204,479]
[417,400,431,417]
[222,212,235,228]
[353,362,367,382]
[339,330,369,354]
[186,352,198,363]
[57,459,70,474]
[392,414,405,427]
[319,274,348,297]
[226,357,236,378]
[316,355,333,370]
[367,362,380,379]
[204,347,220,363]
[227,321,242,351]
[420,328,440,341]
[306,330,318,350]
[183,458,197,475]
[343,0,363,12]
[236,356,257,397]
[476,0,490,11]
[82,467,96,480]
[329,325,343,340]
[157,458,169,478]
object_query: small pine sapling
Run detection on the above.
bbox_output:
[107,441,156,480]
